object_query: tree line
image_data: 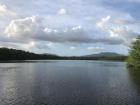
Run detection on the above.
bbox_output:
[0,48,60,60]
[0,47,127,61]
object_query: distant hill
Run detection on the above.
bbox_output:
[77,52,127,61]
[83,52,124,57]
[0,48,127,61]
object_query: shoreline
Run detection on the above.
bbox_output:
[0,59,126,63]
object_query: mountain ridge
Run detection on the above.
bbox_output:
[82,52,124,57]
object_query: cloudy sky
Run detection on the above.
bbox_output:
[0,0,140,56]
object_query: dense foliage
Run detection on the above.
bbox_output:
[127,38,140,68]
[0,48,60,60]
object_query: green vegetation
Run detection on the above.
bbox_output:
[0,48,60,60]
[128,67,140,92]
[0,47,127,61]
[127,38,140,68]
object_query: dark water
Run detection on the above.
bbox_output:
[0,60,140,105]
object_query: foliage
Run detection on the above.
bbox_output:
[0,47,60,60]
[127,38,140,68]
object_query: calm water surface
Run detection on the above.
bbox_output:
[0,60,140,105]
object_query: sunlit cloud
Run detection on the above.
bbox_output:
[5,16,42,38]
[96,16,140,46]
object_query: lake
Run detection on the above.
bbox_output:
[0,60,140,105]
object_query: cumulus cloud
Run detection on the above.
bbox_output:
[5,16,93,43]
[4,16,121,45]
[109,27,139,45]
[0,4,16,17]
[5,16,42,38]
[36,25,124,44]
[96,16,140,46]
[4,15,140,48]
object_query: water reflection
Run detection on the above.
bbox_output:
[128,67,140,94]
[0,61,140,105]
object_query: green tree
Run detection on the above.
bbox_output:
[127,38,140,68]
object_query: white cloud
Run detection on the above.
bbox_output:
[4,15,140,47]
[0,4,16,17]
[4,16,122,45]
[96,16,140,46]
[5,16,94,43]
[96,16,111,30]
[109,27,139,46]
[5,16,43,38]
[58,8,67,15]
[72,25,82,30]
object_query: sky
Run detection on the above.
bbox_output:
[0,0,140,56]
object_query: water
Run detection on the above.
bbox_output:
[0,60,140,105]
